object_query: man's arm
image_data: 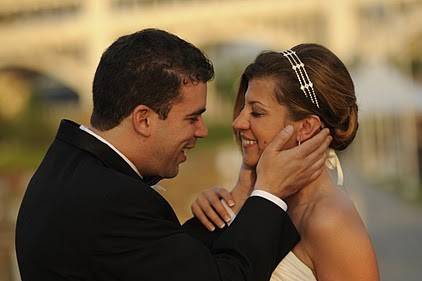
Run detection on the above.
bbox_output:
[96,191,298,281]
[190,126,331,230]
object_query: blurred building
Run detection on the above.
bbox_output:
[0,0,421,103]
[1,1,422,280]
[0,0,421,189]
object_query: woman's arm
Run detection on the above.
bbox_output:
[190,165,256,230]
[229,164,256,213]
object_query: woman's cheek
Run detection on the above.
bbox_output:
[257,139,269,154]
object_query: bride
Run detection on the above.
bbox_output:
[191,44,380,280]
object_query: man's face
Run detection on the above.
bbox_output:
[152,82,208,178]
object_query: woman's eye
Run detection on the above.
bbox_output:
[251,111,264,117]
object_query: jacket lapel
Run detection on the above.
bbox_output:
[55,119,180,224]
[56,119,142,181]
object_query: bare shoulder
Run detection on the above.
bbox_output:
[305,189,365,236]
[302,188,380,280]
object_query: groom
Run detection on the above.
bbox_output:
[16,28,330,281]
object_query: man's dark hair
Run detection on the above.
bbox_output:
[91,28,214,130]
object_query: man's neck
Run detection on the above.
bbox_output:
[84,124,146,177]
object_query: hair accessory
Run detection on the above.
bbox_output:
[281,50,320,108]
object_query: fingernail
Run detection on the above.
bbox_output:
[284,125,293,133]
[209,226,215,231]
[225,217,231,223]
[228,200,235,207]
[219,223,226,229]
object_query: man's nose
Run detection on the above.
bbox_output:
[195,118,208,138]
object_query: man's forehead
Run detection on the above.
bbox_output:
[170,82,207,113]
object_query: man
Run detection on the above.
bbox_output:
[16,29,331,281]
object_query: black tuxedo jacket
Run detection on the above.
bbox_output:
[16,119,299,281]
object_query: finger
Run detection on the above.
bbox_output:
[191,203,216,231]
[198,196,226,228]
[294,152,326,188]
[297,128,330,157]
[307,155,326,177]
[217,188,235,207]
[305,135,332,164]
[309,166,324,182]
[266,125,295,151]
[205,192,231,224]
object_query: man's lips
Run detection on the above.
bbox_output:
[180,143,195,158]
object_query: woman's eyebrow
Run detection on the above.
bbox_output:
[247,100,268,108]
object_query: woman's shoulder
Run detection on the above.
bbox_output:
[304,188,366,239]
[301,188,379,280]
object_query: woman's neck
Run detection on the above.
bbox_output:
[284,168,334,209]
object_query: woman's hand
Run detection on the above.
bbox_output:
[191,187,235,231]
[191,163,257,231]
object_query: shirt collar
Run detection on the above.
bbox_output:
[79,125,143,179]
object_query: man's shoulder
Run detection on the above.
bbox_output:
[31,139,151,206]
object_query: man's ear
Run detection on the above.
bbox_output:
[131,105,156,137]
[296,115,322,143]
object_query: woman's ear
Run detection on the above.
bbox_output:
[131,104,155,137]
[296,115,322,143]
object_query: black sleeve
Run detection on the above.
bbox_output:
[94,194,300,281]
[182,217,225,249]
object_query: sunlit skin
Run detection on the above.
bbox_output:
[151,82,208,178]
[229,77,379,280]
[232,78,298,168]
[91,81,208,179]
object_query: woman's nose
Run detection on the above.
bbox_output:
[232,111,249,130]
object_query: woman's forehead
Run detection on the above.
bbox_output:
[245,78,278,104]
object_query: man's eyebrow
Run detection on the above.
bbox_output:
[186,108,206,117]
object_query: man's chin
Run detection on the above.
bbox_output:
[161,167,179,179]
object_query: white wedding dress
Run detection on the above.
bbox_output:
[270,251,317,281]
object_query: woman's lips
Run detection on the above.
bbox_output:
[241,136,257,148]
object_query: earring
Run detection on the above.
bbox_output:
[298,139,301,146]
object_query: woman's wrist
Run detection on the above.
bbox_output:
[230,166,256,213]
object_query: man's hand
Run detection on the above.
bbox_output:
[255,125,332,199]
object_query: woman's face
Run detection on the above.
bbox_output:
[233,77,297,168]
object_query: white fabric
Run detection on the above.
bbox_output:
[251,190,288,211]
[270,251,317,281]
[326,149,344,186]
[221,190,288,227]
[221,189,288,226]
[79,125,142,178]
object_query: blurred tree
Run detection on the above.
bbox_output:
[0,70,79,170]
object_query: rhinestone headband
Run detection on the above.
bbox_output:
[281,49,319,108]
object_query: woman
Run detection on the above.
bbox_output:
[191,44,379,280]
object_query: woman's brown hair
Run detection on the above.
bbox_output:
[233,43,358,151]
